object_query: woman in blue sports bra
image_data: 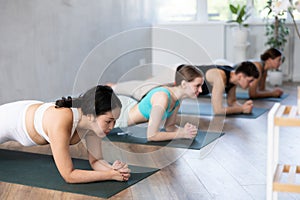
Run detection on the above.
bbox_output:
[197,61,259,115]
[0,85,130,183]
[126,65,205,142]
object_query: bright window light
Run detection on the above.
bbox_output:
[155,0,197,22]
[154,0,300,22]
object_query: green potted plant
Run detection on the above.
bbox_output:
[264,0,300,50]
[228,4,251,28]
[263,0,300,85]
[264,0,291,85]
[264,0,290,52]
[228,3,251,45]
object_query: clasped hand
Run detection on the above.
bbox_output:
[181,123,198,139]
[272,88,283,97]
[112,160,131,181]
[242,100,253,114]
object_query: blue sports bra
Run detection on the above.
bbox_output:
[138,87,180,120]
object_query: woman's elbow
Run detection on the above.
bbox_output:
[213,107,225,115]
[147,133,160,142]
[248,91,258,98]
[249,94,257,98]
[60,172,78,184]
[213,110,224,115]
[147,136,156,142]
[62,175,76,184]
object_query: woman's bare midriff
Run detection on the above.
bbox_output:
[25,103,81,145]
[127,104,147,126]
[25,103,49,145]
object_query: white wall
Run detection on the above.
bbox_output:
[1,1,299,105]
[293,27,300,81]
[0,0,153,104]
[152,22,299,81]
[151,22,225,76]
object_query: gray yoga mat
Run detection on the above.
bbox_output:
[178,103,268,119]
[235,92,288,101]
[106,126,224,150]
[0,149,159,199]
[198,93,288,102]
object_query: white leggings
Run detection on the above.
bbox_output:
[112,74,173,100]
[0,100,41,146]
[115,95,137,128]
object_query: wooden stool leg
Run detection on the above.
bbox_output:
[273,126,279,200]
[267,103,281,200]
[267,111,274,200]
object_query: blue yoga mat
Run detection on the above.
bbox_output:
[0,149,159,199]
[178,103,268,119]
[106,126,224,150]
[198,93,288,102]
[235,92,288,102]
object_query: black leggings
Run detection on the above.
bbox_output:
[199,81,210,96]
[196,64,233,96]
[195,65,215,96]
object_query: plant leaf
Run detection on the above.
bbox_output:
[229,4,238,14]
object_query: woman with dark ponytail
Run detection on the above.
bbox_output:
[243,48,284,98]
[0,85,131,183]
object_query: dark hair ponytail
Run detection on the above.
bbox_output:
[55,85,122,116]
[260,48,282,61]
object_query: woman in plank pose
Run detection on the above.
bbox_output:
[0,85,130,183]
[196,61,260,115]
[112,65,204,142]
[246,47,284,98]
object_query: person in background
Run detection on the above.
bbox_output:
[246,47,284,98]
[196,61,259,115]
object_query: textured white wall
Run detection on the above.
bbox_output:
[152,22,299,82]
[0,0,153,103]
[151,23,225,76]
[293,26,300,82]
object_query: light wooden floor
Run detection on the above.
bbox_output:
[1,82,300,200]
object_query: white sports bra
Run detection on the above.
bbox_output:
[33,103,80,143]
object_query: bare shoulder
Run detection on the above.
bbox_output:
[206,68,224,76]
[206,68,225,83]
[253,61,263,72]
[151,91,169,107]
[44,106,74,133]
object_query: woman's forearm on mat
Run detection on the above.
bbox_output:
[90,159,113,171]
[62,168,117,183]
[147,130,182,141]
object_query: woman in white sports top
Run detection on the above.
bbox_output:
[0,85,130,183]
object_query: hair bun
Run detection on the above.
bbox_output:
[55,96,72,108]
